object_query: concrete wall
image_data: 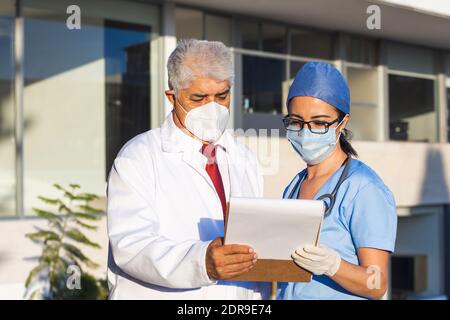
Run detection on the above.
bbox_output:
[246,137,450,207]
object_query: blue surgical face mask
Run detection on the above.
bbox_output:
[287,120,344,165]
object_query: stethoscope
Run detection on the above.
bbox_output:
[289,156,352,217]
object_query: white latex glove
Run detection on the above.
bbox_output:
[291,244,341,277]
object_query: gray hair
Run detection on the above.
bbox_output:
[167,39,234,92]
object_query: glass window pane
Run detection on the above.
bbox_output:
[389,74,437,142]
[289,61,306,79]
[175,7,202,40]
[347,67,379,141]
[205,14,231,46]
[23,0,157,214]
[447,88,450,142]
[0,0,15,216]
[387,41,435,75]
[240,20,259,50]
[262,23,286,53]
[242,55,285,114]
[290,28,333,59]
[347,36,376,65]
[105,21,152,178]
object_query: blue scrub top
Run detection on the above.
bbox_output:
[277,158,397,300]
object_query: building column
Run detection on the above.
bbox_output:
[437,51,448,143]
[160,1,177,120]
[14,0,24,217]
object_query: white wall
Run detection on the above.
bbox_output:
[245,137,450,207]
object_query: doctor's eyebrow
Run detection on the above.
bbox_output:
[190,93,208,99]
[310,114,334,119]
[288,114,333,120]
[215,88,230,97]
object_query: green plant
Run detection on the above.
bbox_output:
[25,183,108,300]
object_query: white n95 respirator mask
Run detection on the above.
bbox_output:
[176,100,230,143]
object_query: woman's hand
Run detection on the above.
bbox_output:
[292,244,389,299]
[291,244,341,277]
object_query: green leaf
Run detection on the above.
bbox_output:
[72,193,99,202]
[78,205,104,214]
[62,243,99,269]
[65,229,101,249]
[70,211,101,221]
[63,191,75,200]
[53,183,64,191]
[32,208,62,221]
[37,196,60,205]
[74,219,98,231]
[69,184,81,189]
[58,203,72,214]
[25,230,60,242]
[48,220,64,233]
[52,184,75,200]
[28,289,43,300]
[25,263,48,288]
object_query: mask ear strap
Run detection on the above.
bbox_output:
[336,116,348,137]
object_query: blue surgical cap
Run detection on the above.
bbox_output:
[287,62,350,115]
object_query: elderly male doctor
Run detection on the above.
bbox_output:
[106,39,269,299]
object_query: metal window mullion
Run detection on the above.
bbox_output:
[14,0,24,217]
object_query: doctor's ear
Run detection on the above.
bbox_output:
[340,114,350,128]
[165,90,176,105]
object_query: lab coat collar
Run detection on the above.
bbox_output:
[161,112,243,202]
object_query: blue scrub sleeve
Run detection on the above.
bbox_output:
[349,182,397,253]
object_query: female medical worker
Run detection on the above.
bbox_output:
[278,62,397,300]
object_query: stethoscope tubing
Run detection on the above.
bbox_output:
[289,156,352,217]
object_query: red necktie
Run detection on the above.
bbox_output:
[201,144,227,221]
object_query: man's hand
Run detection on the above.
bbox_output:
[206,237,257,280]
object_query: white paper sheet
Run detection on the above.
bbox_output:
[225,197,324,260]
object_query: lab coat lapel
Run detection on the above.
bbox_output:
[160,114,217,191]
[220,131,247,197]
[182,148,214,190]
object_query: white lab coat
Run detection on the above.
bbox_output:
[106,114,270,299]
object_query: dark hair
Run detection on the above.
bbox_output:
[338,111,358,158]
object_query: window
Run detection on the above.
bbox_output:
[387,41,435,75]
[238,21,288,53]
[0,0,14,216]
[262,23,286,53]
[289,61,305,79]
[347,67,379,141]
[290,28,334,60]
[239,20,259,50]
[447,88,450,142]
[205,14,231,46]
[446,53,450,141]
[175,7,202,40]
[242,55,285,114]
[105,21,152,178]
[389,75,437,142]
[346,36,377,65]
[22,0,158,214]
[387,41,438,143]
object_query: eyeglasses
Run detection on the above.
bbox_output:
[282,115,340,134]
